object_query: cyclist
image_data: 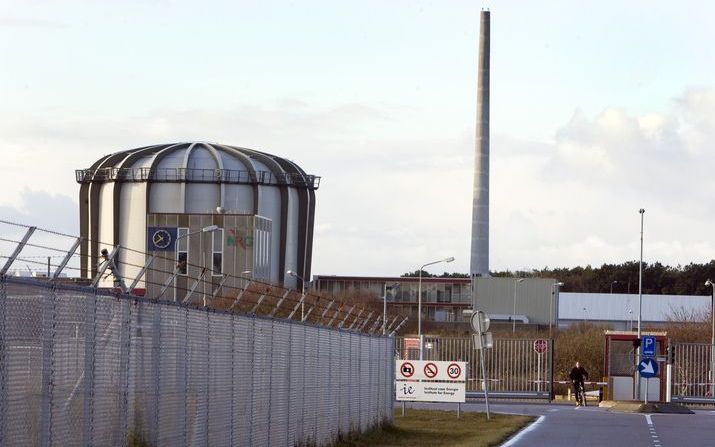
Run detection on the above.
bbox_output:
[569,361,589,406]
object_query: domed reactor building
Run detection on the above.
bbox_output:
[75,142,320,297]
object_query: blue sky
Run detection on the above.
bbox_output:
[2,1,715,276]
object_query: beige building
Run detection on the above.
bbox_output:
[473,277,562,330]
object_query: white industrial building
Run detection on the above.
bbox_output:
[558,292,710,330]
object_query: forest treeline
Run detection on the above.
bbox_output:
[403,260,715,295]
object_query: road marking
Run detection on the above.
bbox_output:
[644,414,661,447]
[500,415,545,447]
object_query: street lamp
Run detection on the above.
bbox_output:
[418,256,454,359]
[286,270,306,320]
[637,208,645,400]
[512,278,525,333]
[550,281,563,338]
[705,279,715,394]
[610,280,619,294]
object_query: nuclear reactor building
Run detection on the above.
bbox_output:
[76,142,320,296]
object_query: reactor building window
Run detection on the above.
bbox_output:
[177,227,189,275]
[212,228,223,276]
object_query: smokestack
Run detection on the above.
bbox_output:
[470,10,490,277]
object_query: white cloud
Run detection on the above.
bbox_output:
[2,87,715,277]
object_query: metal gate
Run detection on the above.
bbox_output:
[395,336,553,399]
[670,342,715,403]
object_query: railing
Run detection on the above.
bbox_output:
[670,341,715,403]
[75,167,321,190]
[395,336,554,400]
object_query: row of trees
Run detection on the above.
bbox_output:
[404,260,715,296]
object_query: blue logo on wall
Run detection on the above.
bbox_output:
[147,227,177,251]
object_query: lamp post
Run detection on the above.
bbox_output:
[705,279,715,394]
[550,281,563,338]
[512,278,525,333]
[637,208,645,400]
[418,256,454,360]
[286,270,306,320]
[610,280,619,294]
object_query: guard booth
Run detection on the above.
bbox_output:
[604,331,667,401]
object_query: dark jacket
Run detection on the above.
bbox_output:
[569,366,588,382]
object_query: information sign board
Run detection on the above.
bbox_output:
[395,381,466,403]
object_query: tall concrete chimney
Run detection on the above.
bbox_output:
[470,10,490,277]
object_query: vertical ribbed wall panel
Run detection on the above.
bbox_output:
[3,292,43,445]
[250,318,272,446]
[315,327,329,445]
[232,315,253,446]
[51,293,86,445]
[207,312,233,447]
[157,305,185,446]
[339,331,351,435]
[289,322,305,445]
[329,328,342,440]
[303,324,319,445]
[186,310,209,447]
[269,320,291,446]
[92,297,123,445]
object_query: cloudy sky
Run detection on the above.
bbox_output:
[2,0,715,276]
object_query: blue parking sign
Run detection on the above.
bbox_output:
[642,335,656,356]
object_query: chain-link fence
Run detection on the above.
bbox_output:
[0,276,394,446]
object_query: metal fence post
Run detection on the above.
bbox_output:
[549,338,554,403]
[119,298,131,446]
[0,277,7,445]
[150,304,160,446]
[82,290,97,445]
[40,285,57,447]
[230,312,236,447]
[182,308,188,445]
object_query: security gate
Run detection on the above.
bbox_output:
[395,336,553,399]
[670,342,715,403]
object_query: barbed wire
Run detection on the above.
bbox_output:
[0,220,408,334]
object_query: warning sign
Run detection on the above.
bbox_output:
[533,339,548,354]
[423,362,438,378]
[399,361,415,378]
[395,360,466,381]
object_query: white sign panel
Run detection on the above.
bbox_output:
[395,360,467,381]
[396,381,466,403]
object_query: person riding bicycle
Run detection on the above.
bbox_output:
[569,361,589,406]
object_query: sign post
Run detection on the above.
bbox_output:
[471,310,492,420]
[638,357,659,404]
[640,336,657,403]
[534,339,548,392]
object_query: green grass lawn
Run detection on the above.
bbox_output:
[332,408,533,447]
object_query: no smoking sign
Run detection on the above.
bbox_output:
[423,362,438,378]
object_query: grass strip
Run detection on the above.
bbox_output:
[332,408,533,447]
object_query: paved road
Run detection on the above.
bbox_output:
[402,401,715,447]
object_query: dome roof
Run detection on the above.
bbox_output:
[75,142,320,190]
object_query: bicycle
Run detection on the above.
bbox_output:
[574,381,587,407]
